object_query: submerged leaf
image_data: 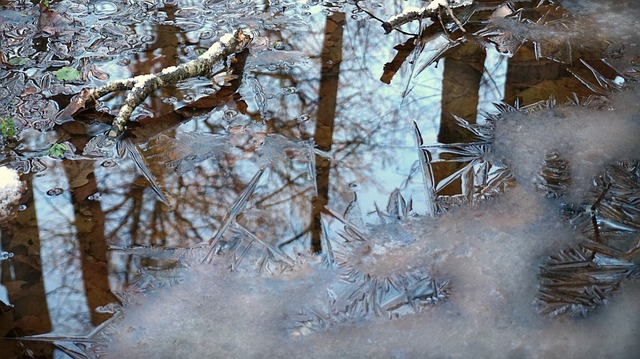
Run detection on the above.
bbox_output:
[55,66,82,81]
[8,57,28,66]
[55,88,92,123]
[380,37,416,84]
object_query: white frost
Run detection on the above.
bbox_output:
[387,1,473,25]
[132,74,156,90]
[160,66,178,75]
[200,33,235,59]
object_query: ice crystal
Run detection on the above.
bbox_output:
[413,116,514,213]
[533,150,571,198]
[538,160,640,317]
[293,190,450,335]
[146,131,229,174]
[537,243,639,317]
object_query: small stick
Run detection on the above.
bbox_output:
[90,30,253,143]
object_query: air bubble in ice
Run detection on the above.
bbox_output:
[223,110,238,119]
[96,303,120,314]
[46,188,64,196]
[101,160,118,167]
[199,31,214,39]
[162,97,178,104]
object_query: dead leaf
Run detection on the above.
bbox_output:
[38,5,73,36]
[54,88,92,124]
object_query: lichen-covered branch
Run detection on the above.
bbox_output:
[382,0,473,34]
[92,30,252,141]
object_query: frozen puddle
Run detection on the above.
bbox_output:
[103,88,640,358]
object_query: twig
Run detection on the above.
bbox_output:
[91,30,253,143]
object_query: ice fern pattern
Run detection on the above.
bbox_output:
[292,190,450,336]
[414,114,514,213]
[533,150,571,198]
[538,161,640,317]
[537,243,639,317]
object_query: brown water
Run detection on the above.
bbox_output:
[1,0,639,358]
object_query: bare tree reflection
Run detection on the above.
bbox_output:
[0,177,53,356]
[62,160,119,325]
[310,12,346,252]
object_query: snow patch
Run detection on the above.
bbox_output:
[200,33,236,59]
[0,166,23,220]
[132,74,156,90]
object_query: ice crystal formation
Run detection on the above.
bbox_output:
[103,89,640,357]
[489,97,640,317]
[533,150,571,198]
[292,195,450,336]
[537,243,639,317]
[536,164,640,317]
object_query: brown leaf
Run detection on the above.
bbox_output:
[54,88,92,124]
[38,5,73,36]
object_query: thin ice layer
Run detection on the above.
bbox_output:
[490,89,640,204]
[103,185,640,358]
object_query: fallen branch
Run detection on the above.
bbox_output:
[382,0,473,34]
[62,30,252,150]
[105,30,251,139]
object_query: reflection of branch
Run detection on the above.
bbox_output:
[381,0,472,34]
[354,1,414,36]
[254,171,312,208]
